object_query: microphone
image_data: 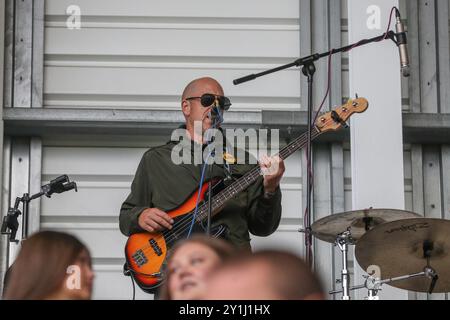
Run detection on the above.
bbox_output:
[209,98,221,126]
[395,10,410,77]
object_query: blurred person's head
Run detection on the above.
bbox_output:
[159,235,234,300]
[3,231,94,300]
[203,250,325,300]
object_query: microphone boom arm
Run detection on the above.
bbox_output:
[233,31,398,85]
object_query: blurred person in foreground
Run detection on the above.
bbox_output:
[203,250,325,300]
[3,230,94,300]
[158,235,235,300]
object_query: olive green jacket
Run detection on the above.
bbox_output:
[119,136,282,250]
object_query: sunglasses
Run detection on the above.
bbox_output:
[185,93,231,110]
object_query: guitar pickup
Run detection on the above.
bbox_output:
[149,238,163,256]
[331,110,348,128]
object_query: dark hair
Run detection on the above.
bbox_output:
[3,231,90,300]
[158,235,235,299]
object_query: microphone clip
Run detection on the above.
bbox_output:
[41,174,78,198]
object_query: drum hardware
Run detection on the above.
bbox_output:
[311,209,424,300]
[330,267,439,299]
[334,230,355,300]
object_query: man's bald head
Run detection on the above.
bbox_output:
[181,77,224,101]
[180,77,225,138]
[204,250,325,300]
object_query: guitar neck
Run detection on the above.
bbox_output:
[195,127,322,222]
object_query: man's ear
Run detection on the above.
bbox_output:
[182,100,190,117]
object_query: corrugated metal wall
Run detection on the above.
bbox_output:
[2,0,450,300]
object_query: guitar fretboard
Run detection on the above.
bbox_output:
[195,127,322,222]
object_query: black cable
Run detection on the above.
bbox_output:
[130,272,136,300]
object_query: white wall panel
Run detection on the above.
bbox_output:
[44,0,302,111]
[45,29,299,57]
[45,0,300,19]
[252,227,304,256]
[92,266,151,300]
[44,67,301,111]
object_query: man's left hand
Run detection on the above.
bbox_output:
[260,155,285,192]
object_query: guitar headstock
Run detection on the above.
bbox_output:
[315,97,369,133]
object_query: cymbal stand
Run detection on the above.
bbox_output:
[334,230,354,300]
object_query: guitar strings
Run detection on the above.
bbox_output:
[163,123,328,239]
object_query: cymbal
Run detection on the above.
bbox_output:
[355,218,450,293]
[311,208,421,243]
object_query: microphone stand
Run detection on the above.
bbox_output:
[1,175,78,243]
[206,147,213,236]
[233,30,401,268]
[205,106,221,236]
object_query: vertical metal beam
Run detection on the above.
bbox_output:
[8,138,30,265]
[329,0,342,108]
[0,0,6,294]
[311,0,330,111]
[4,0,45,273]
[299,1,343,299]
[0,138,11,294]
[299,0,312,264]
[419,0,438,113]
[441,146,450,220]
[441,145,450,300]
[13,0,33,108]
[300,0,312,111]
[331,142,345,300]
[411,145,425,215]
[32,0,44,108]
[436,0,450,113]
[406,0,422,112]
[329,1,343,300]
[422,145,445,300]
[313,144,333,297]
[411,144,426,300]
[3,0,14,108]
[28,138,42,234]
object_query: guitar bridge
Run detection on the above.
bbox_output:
[132,249,148,267]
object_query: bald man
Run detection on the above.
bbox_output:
[203,250,325,300]
[120,77,285,251]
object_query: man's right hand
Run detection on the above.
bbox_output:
[138,208,174,232]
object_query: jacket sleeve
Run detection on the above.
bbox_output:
[245,158,283,237]
[119,153,152,236]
